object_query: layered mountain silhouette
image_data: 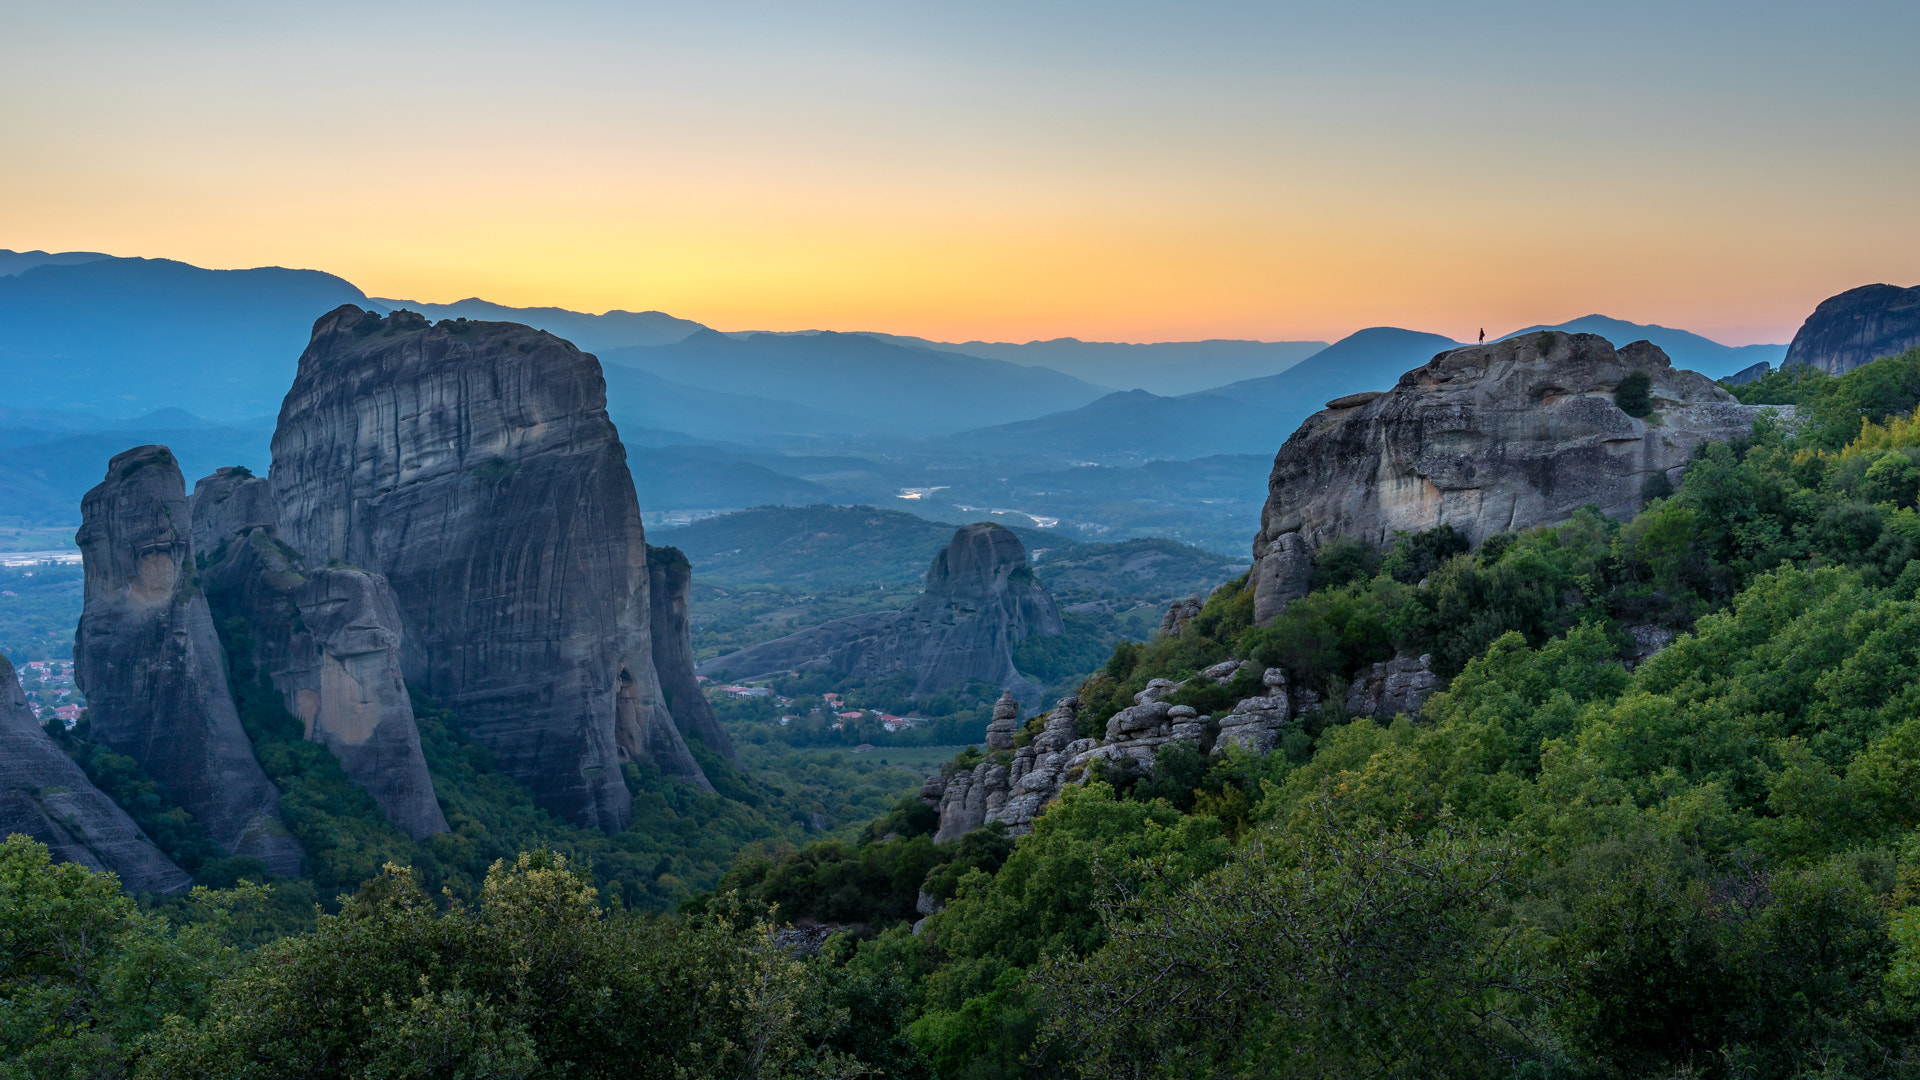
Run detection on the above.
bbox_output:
[1500,315,1785,379]
[811,333,1329,397]
[600,330,1106,435]
[950,327,1460,463]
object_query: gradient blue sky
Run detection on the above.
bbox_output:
[3,0,1915,343]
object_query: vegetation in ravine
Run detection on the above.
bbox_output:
[11,347,1920,1079]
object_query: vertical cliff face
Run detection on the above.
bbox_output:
[646,545,734,761]
[696,522,1065,707]
[1249,333,1783,624]
[74,446,303,876]
[269,306,709,831]
[0,651,193,894]
[1782,283,1920,376]
[192,467,449,841]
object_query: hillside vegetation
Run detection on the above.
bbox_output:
[11,350,1920,1079]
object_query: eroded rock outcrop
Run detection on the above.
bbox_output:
[647,545,735,761]
[75,446,303,876]
[1782,283,1920,376]
[1344,654,1437,718]
[269,306,709,832]
[0,651,192,894]
[699,523,1065,708]
[191,467,448,841]
[1213,668,1290,754]
[1251,332,1779,623]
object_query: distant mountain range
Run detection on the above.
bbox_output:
[953,327,1460,463]
[0,246,1799,538]
[600,330,1105,436]
[780,333,1330,397]
[1499,314,1786,378]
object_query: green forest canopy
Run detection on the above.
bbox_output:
[11,348,1920,1078]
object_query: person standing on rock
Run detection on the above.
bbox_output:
[1479,328,1485,343]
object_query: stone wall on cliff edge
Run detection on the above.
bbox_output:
[268,306,710,833]
[74,445,304,876]
[1248,331,1786,625]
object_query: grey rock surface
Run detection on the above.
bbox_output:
[75,446,303,876]
[1158,593,1203,636]
[984,692,1020,751]
[0,651,193,894]
[1252,532,1313,626]
[699,523,1065,708]
[1345,654,1438,718]
[1251,332,1779,624]
[986,697,1085,836]
[270,306,709,832]
[1214,668,1291,755]
[646,544,735,761]
[1782,284,1920,376]
[192,467,449,841]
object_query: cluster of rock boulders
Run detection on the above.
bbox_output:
[921,653,1441,841]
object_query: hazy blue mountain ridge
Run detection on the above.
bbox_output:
[372,296,705,352]
[816,332,1329,396]
[1499,314,1785,378]
[948,326,1460,464]
[600,330,1109,435]
[0,256,374,419]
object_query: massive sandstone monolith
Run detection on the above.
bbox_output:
[647,544,734,761]
[269,306,709,832]
[74,446,303,876]
[698,523,1065,707]
[191,467,449,840]
[0,651,193,894]
[1249,332,1780,624]
[1781,283,1920,376]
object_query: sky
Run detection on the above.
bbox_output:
[3,0,1917,346]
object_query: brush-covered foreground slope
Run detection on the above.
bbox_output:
[699,346,1920,1080]
[19,360,1920,1080]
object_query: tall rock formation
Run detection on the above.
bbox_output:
[0,651,193,894]
[74,446,303,876]
[1249,332,1780,624]
[1782,284,1920,376]
[191,467,449,840]
[698,523,1065,707]
[269,306,709,833]
[646,544,734,761]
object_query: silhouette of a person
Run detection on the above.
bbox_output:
[1479,328,1485,343]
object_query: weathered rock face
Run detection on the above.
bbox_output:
[1251,332,1779,623]
[191,467,449,841]
[699,523,1065,707]
[1159,594,1204,636]
[1782,284,1920,376]
[983,692,1020,751]
[74,446,303,876]
[1214,668,1291,754]
[0,652,193,894]
[1344,654,1437,718]
[269,306,709,833]
[646,545,734,762]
